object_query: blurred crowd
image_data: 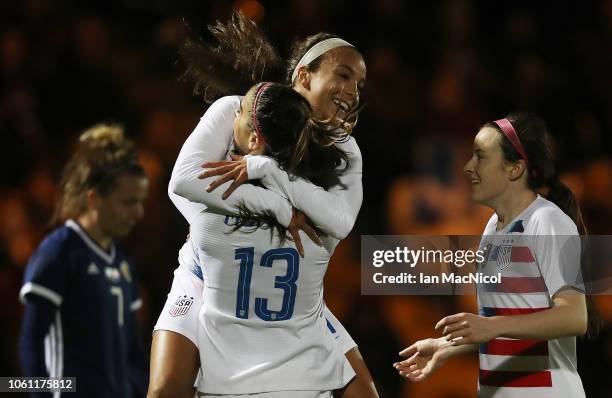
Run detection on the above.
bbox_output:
[1,0,612,397]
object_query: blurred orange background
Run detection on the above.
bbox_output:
[1,1,611,397]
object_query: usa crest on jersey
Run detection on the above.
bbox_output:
[496,239,513,270]
[169,295,194,317]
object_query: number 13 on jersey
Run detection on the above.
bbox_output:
[235,247,299,321]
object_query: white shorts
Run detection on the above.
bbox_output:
[153,266,204,346]
[154,265,357,353]
[197,392,332,398]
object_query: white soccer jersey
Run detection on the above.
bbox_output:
[189,213,353,393]
[477,195,585,398]
[164,96,364,393]
[154,263,358,354]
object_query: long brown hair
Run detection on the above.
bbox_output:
[179,13,363,240]
[180,12,284,102]
[51,124,145,225]
[180,12,363,138]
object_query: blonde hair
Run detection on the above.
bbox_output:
[51,124,145,225]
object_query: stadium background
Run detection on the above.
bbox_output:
[1,0,611,396]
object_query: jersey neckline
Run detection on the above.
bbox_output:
[65,219,116,264]
[495,194,543,233]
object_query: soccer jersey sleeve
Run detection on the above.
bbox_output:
[532,206,584,298]
[168,96,293,227]
[19,295,56,383]
[246,137,363,239]
[19,240,67,307]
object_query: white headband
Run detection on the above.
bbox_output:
[291,38,354,83]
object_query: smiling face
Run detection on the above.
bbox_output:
[293,46,366,121]
[464,127,515,206]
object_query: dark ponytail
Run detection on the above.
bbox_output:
[546,177,587,234]
[291,118,349,190]
[543,178,594,334]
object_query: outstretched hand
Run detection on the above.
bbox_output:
[393,338,451,382]
[288,208,322,258]
[199,153,248,199]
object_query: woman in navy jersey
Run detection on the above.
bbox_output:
[395,113,589,398]
[19,124,149,398]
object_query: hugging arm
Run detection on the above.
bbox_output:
[168,96,293,227]
[245,137,363,239]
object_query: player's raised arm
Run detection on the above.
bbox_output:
[168,95,293,228]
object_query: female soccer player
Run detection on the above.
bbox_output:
[176,80,356,397]
[19,125,149,398]
[394,113,588,397]
[148,13,376,398]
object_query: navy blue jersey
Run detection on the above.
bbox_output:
[19,220,146,398]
